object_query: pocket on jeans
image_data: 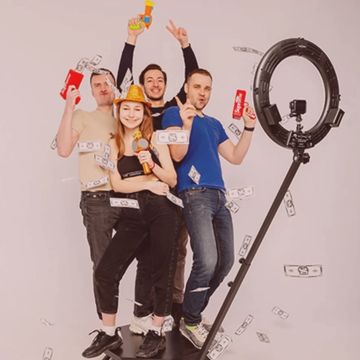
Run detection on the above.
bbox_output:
[187,187,207,195]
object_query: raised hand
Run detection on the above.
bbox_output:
[166,20,189,48]
[127,16,145,44]
[175,96,198,129]
[242,102,257,127]
[65,85,80,109]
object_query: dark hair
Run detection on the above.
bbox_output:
[139,64,167,85]
[90,68,116,84]
[186,68,213,83]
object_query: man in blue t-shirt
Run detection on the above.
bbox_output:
[162,68,257,349]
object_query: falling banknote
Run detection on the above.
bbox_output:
[238,235,252,257]
[227,186,254,200]
[284,264,323,278]
[235,314,254,335]
[188,165,201,184]
[207,334,233,360]
[272,306,289,320]
[256,332,270,343]
[42,347,53,360]
[78,141,102,152]
[156,130,189,144]
[94,154,115,171]
[225,201,240,214]
[228,123,241,138]
[283,190,296,216]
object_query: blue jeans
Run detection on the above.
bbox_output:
[179,188,234,325]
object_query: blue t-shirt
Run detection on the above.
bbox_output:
[162,106,229,193]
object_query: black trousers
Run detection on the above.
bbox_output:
[95,191,181,317]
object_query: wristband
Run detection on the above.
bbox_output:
[244,126,255,132]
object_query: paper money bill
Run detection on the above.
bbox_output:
[226,186,254,200]
[284,190,296,216]
[228,123,241,139]
[256,332,270,343]
[89,54,102,66]
[119,68,133,96]
[272,306,289,320]
[110,198,140,209]
[84,176,109,190]
[238,235,252,257]
[208,334,232,360]
[225,201,240,214]
[50,137,57,150]
[78,141,102,152]
[103,144,111,160]
[162,315,174,333]
[105,76,121,98]
[156,130,189,144]
[166,192,184,208]
[94,154,115,171]
[233,46,264,56]
[75,57,89,72]
[188,165,201,184]
[284,264,323,278]
[235,315,254,335]
[40,318,54,327]
[42,347,53,360]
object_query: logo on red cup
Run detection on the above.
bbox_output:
[232,89,246,120]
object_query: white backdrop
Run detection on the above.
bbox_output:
[1,0,359,359]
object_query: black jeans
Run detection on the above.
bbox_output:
[80,191,122,318]
[95,191,181,317]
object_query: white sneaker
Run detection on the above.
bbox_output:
[129,313,153,335]
[179,319,209,349]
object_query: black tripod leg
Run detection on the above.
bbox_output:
[198,154,306,360]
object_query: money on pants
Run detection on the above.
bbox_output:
[166,192,184,208]
[110,198,140,209]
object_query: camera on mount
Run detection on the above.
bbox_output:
[290,100,306,118]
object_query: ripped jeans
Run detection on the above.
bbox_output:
[179,188,234,325]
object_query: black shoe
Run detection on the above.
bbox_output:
[82,328,123,358]
[135,330,166,358]
[171,302,183,329]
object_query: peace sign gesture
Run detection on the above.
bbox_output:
[166,20,189,48]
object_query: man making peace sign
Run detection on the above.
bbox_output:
[162,68,257,349]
